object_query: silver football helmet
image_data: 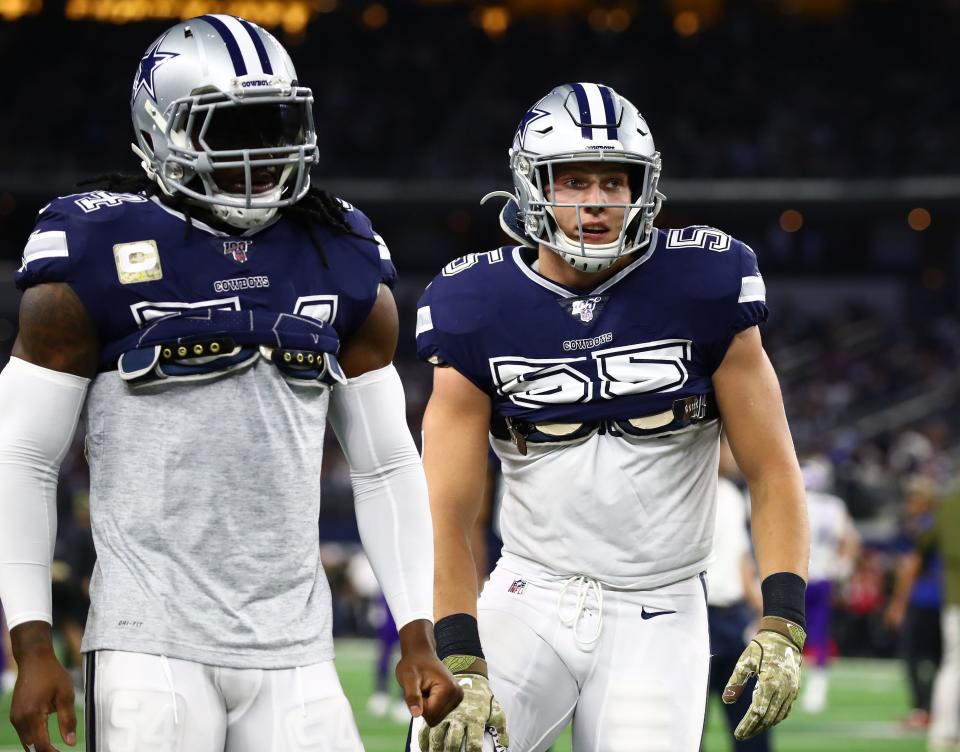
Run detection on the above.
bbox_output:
[490,83,662,273]
[130,15,319,228]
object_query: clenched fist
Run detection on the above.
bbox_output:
[418,657,508,752]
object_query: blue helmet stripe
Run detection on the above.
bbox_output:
[569,83,593,139]
[598,85,618,140]
[238,18,274,75]
[200,15,247,76]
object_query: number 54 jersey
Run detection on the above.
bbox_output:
[416,228,768,588]
[15,190,396,668]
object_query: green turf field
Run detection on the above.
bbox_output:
[0,642,924,751]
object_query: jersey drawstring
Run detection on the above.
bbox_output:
[159,655,179,725]
[558,575,604,649]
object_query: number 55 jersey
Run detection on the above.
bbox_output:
[416,228,768,588]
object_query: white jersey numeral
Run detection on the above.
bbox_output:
[294,294,339,324]
[130,296,341,327]
[490,357,593,407]
[591,340,691,398]
[490,339,692,407]
[74,191,148,214]
[665,226,731,252]
[442,249,504,277]
[130,297,241,325]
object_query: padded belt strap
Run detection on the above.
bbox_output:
[491,393,719,455]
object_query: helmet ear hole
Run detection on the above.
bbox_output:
[140,131,155,154]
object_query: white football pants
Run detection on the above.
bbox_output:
[477,564,710,752]
[83,650,364,752]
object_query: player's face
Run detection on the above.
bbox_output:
[546,163,632,245]
[192,103,307,195]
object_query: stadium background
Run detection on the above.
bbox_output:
[0,0,957,749]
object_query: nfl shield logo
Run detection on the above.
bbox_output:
[508,579,526,595]
[571,297,601,323]
[223,240,253,263]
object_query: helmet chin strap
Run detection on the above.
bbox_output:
[551,242,621,273]
[543,203,644,272]
[203,162,298,229]
[209,186,282,229]
[554,228,622,256]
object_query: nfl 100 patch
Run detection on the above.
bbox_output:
[561,295,606,324]
[223,239,255,263]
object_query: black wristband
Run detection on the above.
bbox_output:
[761,572,806,629]
[434,613,485,661]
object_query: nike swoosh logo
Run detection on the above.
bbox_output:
[641,607,677,620]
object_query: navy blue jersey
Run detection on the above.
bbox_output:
[416,227,767,425]
[16,191,396,374]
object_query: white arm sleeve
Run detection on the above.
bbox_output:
[0,357,88,629]
[328,364,433,629]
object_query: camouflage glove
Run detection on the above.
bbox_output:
[418,656,509,752]
[722,616,805,740]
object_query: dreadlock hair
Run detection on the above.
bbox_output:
[76,173,376,266]
[283,186,376,268]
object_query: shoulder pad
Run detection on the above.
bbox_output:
[16,192,158,299]
[657,226,768,372]
[15,197,91,291]
[658,225,763,299]
[415,247,510,379]
[333,200,397,288]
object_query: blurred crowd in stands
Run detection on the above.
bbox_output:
[0,0,957,181]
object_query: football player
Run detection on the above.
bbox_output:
[0,16,461,752]
[412,83,810,751]
[798,457,860,714]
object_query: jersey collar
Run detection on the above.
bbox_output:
[511,230,660,299]
[149,196,279,238]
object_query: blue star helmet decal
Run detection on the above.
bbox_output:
[132,34,179,104]
[515,107,550,149]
